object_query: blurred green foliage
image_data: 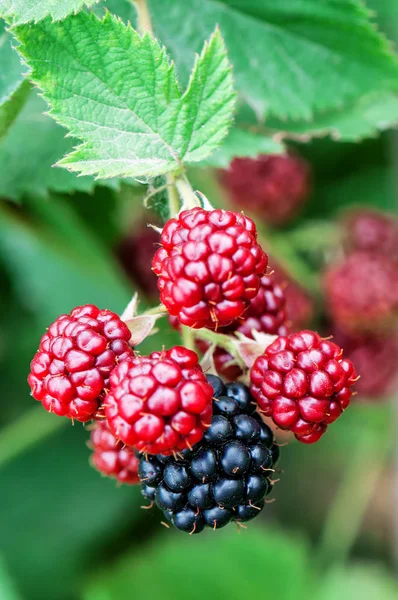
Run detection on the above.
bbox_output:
[0,1,397,599]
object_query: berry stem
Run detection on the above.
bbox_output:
[175,175,202,211]
[0,406,67,469]
[317,427,392,566]
[181,325,195,352]
[165,174,181,217]
[194,329,245,368]
[133,0,154,36]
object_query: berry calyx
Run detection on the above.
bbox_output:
[90,420,139,485]
[138,375,280,533]
[323,251,398,333]
[104,346,213,455]
[250,330,357,443]
[220,153,311,226]
[28,304,133,422]
[152,208,268,329]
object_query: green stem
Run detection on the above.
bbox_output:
[181,325,195,352]
[133,0,153,36]
[193,328,245,368]
[143,304,168,316]
[175,175,201,210]
[165,174,181,217]
[0,406,67,469]
[317,429,391,567]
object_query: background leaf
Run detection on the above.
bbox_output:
[0,18,29,136]
[0,0,95,24]
[204,127,284,168]
[102,0,398,121]
[0,91,123,199]
[84,527,313,600]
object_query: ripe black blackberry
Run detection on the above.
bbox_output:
[138,375,280,533]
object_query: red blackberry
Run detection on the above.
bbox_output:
[271,262,314,331]
[332,328,398,399]
[117,219,160,298]
[343,209,398,259]
[220,153,311,226]
[138,375,280,533]
[90,420,139,485]
[324,251,398,333]
[104,346,213,455]
[28,305,133,422]
[152,208,268,329]
[250,330,357,443]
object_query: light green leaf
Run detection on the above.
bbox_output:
[0,91,123,199]
[0,557,22,600]
[100,0,398,121]
[265,91,398,141]
[316,565,398,600]
[0,0,95,24]
[204,127,284,168]
[0,18,28,136]
[14,12,235,180]
[84,528,312,600]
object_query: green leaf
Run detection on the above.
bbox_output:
[0,18,29,136]
[84,527,312,600]
[204,127,284,168]
[0,557,22,600]
[101,0,398,121]
[14,13,235,180]
[264,91,398,141]
[0,90,123,199]
[316,565,398,600]
[0,0,95,24]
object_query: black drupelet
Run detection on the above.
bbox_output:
[138,375,280,533]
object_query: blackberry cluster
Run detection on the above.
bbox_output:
[138,375,280,533]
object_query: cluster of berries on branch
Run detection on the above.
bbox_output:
[28,201,357,533]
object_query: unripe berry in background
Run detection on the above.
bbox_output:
[250,330,357,444]
[323,251,398,333]
[152,208,268,329]
[343,209,398,259]
[117,218,160,299]
[220,153,311,226]
[28,305,133,422]
[104,346,213,455]
[332,327,397,399]
[90,420,139,485]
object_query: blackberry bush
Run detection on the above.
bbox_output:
[138,375,280,533]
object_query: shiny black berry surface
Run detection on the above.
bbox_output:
[138,375,280,533]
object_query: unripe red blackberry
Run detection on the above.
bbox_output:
[104,346,214,455]
[323,251,398,333]
[138,376,280,533]
[28,305,133,422]
[90,420,139,485]
[250,330,357,443]
[343,209,398,259]
[152,208,268,329]
[220,154,311,226]
[117,219,159,298]
[271,262,314,331]
[332,328,398,399]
